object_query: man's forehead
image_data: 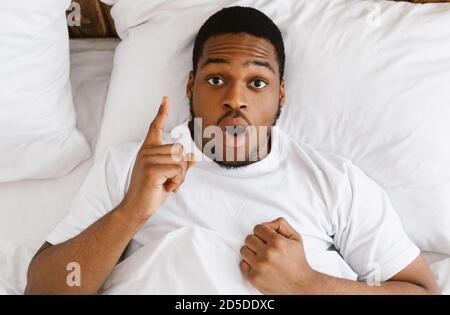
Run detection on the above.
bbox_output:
[199,33,278,73]
[201,33,276,62]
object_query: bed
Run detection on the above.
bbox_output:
[1,0,450,295]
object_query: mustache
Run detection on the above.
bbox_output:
[216,109,251,126]
[189,98,282,127]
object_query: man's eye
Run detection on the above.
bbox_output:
[207,77,225,86]
[249,79,268,89]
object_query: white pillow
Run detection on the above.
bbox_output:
[0,0,90,182]
[97,0,450,254]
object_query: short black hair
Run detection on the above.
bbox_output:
[192,6,285,80]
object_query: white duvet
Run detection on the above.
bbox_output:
[101,225,450,294]
[1,228,450,295]
[101,227,359,295]
[101,227,262,295]
[0,242,32,295]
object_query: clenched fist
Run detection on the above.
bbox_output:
[240,217,316,295]
[119,97,195,224]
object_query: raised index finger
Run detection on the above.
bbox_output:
[144,96,170,146]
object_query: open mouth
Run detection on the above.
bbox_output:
[224,125,249,148]
[225,125,247,135]
[219,117,250,148]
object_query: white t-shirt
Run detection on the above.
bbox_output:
[47,124,419,283]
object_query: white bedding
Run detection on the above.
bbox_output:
[101,227,263,295]
[0,39,118,249]
[2,231,449,295]
[0,38,448,295]
[0,39,117,295]
[101,227,371,295]
[102,227,450,294]
[0,0,91,183]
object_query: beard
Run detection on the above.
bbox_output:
[188,98,283,169]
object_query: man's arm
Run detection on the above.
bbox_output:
[305,255,440,295]
[239,218,440,295]
[25,97,195,295]
[25,204,146,295]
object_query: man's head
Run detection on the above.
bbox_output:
[187,6,286,168]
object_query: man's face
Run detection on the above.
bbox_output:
[187,33,285,168]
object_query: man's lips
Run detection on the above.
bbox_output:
[218,117,250,148]
[219,117,249,134]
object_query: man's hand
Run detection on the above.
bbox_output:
[25,96,197,295]
[120,96,195,224]
[239,217,315,294]
[240,217,441,295]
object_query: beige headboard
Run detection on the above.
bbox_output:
[67,0,450,38]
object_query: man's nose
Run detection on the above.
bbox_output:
[222,82,248,111]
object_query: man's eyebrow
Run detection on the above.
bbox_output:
[201,58,230,68]
[244,60,275,74]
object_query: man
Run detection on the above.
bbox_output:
[25,6,439,295]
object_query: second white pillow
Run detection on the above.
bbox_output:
[0,0,90,182]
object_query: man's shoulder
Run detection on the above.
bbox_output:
[281,130,354,175]
[281,130,361,210]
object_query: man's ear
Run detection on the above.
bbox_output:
[279,79,286,108]
[186,71,195,100]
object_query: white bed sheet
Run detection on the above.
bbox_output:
[0,39,118,250]
[0,38,448,295]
